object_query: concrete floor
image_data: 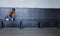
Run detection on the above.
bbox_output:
[0,28,60,36]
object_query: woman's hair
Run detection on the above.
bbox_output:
[12,8,15,11]
[9,11,15,17]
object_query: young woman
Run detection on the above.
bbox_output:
[4,9,16,21]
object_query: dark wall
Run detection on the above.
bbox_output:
[0,8,58,19]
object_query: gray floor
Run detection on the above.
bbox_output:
[0,28,60,36]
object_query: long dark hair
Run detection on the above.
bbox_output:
[9,11,15,17]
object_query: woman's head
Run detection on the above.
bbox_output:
[12,8,15,12]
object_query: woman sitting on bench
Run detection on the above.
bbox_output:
[4,8,16,21]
